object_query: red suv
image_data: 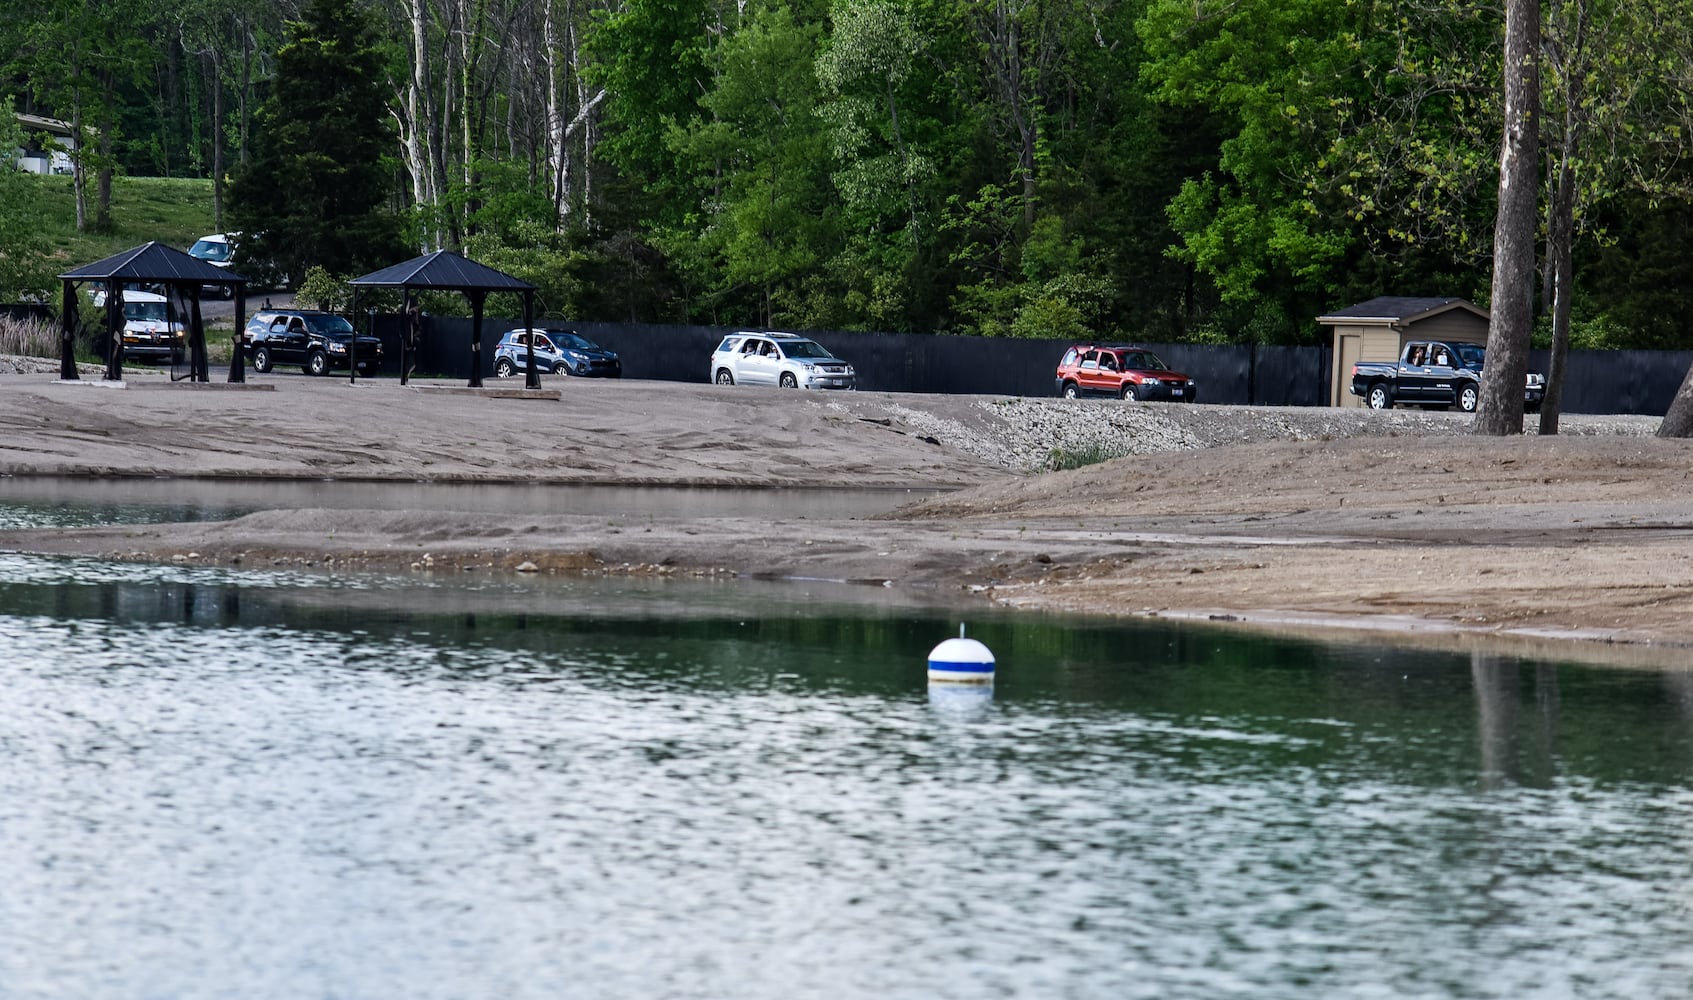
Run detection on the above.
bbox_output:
[1054,345,1198,402]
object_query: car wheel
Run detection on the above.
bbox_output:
[494,358,515,378]
[307,350,329,377]
[1367,383,1392,410]
[1457,382,1479,413]
[715,368,735,385]
[252,346,272,373]
[220,284,234,301]
[1120,383,1138,401]
[1061,382,1080,399]
[780,372,798,389]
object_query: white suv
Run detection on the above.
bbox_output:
[709,332,856,390]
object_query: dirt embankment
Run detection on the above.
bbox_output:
[0,368,1686,667]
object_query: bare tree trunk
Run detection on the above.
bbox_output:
[1475,0,1540,436]
[96,68,116,230]
[1539,148,1575,435]
[209,48,225,228]
[237,17,252,165]
[1539,0,1592,436]
[70,40,88,233]
[544,0,569,226]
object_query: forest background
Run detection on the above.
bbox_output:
[4,0,1693,351]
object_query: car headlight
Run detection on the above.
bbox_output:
[1143,377,1162,385]
[566,350,587,361]
[328,342,347,353]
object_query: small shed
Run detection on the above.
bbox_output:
[1318,296,1489,407]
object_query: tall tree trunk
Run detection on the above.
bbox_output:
[1657,365,1693,436]
[1539,142,1576,435]
[95,67,115,230]
[70,41,88,233]
[544,0,569,226]
[1538,0,1591,436]
[209,49,225,228]
[1475,0,1539,436]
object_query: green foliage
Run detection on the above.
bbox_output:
[1139,0,1366,322]
[463,223,591,321]
[657,3,835,327]
[0,102,55,300]
[17,0,1693,352]
[293,266,349,312]
[227,0,404,284]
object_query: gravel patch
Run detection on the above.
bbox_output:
[870,396,1661,475]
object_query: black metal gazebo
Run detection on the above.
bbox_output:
[348,251,538,388]
[58,241,248,383]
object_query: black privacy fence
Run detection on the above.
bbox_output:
[379,315,1687,415]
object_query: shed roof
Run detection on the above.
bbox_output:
[58,240,245,288]
[1316,296,1486,326]
[348,250,534,292]
[15,112,73,136]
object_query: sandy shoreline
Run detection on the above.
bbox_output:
[1,368,1690,668]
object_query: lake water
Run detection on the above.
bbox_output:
[2,549,1691,999]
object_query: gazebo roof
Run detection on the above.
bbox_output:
[348,250,534,292]
[59,240,245,288]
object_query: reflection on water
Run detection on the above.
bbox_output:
[0,475,938,529]
[0,552,1691,999]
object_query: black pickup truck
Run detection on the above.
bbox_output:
[1349,340,1545,413]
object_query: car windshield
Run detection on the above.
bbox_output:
[552,332,598,351]
[303,314,356,336]
[124,301,168,322]
[1120,351,1168,371]
[781,340,834,360]
[1455,344,1486,366]
[189,240,232,262]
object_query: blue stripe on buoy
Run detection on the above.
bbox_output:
[926,659,995,673]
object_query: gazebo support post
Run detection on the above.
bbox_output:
[468,290,486,388]
[59,281,79,381]
[348,288,361,385]
[228,288,246,382]
[523,291,540,389]
[189,289,208,382]
[401,292,416,386]
[105,286,124,382]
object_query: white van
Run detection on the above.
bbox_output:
[91,288,186,363]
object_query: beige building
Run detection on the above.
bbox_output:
[1319,296,1489,407]
[12,112,75,175]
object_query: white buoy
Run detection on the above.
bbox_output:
[927,624,995,684]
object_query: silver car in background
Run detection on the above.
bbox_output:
[709,332,856,389]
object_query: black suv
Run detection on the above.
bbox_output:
[243,310,382,376]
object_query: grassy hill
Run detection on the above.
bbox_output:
[27,173,219,270]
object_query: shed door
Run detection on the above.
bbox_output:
[1335,334,1362,407]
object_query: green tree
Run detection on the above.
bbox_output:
[3,0,156,231]
[227,0,403,283]
[660,4,834,327]
[1138,0,1376,341]
[0,101,54,300]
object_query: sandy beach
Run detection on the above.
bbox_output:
[1,365,1690,668]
